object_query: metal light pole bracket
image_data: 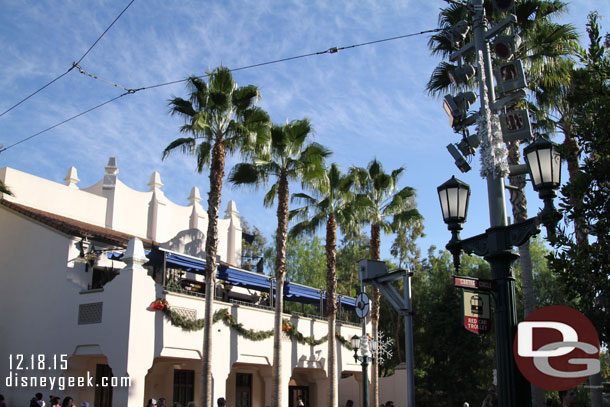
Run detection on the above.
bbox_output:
[368,269,411,316]
[450,13,517,61]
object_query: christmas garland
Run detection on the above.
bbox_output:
[222,310,274,341]
[150,299,353,349]
[476,49,509,179]
[282,320,354,350]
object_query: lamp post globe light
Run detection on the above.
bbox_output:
[351,335,376,407]
[523,137,563,235]
[438,176,471,272]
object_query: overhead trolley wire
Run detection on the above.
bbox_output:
[0,27,441,154]
[0,0,138,119]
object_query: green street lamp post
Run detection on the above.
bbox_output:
[351,334,376,407]
[438,135,562,407]
[436,0,565,405]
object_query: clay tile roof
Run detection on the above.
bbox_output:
[0,199,154,248]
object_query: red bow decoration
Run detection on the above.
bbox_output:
[149,299,168,311]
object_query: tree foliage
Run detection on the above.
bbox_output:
[548,12,610,346]
[240,216,267,272]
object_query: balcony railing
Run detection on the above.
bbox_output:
[163,284,360,326]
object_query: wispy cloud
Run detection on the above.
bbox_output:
[1,0,608,257]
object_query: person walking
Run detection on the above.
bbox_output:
[30,393,45,407]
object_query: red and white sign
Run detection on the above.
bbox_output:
[453,276,496,291]
[465,316,491,334]
[462,291,491,334]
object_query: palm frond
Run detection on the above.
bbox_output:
[228,163,267,187]
[392,209,424,230]
[168,97,197,118]
[427,61,458,96]
[195,142,213,173]
[291,192,318,206]
[0,180,13,196]
[162,137,196,160]
[232,85,261,111]
[209,66,235,96]
[263,182,279,208]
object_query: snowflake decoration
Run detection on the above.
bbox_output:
[375,330,394,364]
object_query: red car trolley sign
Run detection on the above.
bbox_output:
[461,290,491,334]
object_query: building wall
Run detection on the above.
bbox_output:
[0,160,377,406]
[0,209,364,406]
[0,158,242,266]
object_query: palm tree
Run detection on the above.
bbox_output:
[348,159,421,407]
[162,66,270,407]
[427,5,578,405]
[289,163,357,407]
[229,119,330,407]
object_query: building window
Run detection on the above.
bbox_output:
[91,267,118,289]
[236,373,252,407]
[173,369,195,407]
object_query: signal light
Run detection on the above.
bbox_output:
[499,110,533,143]
[449,65,476,87]
[447,144,472,173]
[446,20,470,50]
[457,134,481,157]
[443,92,477,129]
[494,60,527,94]
[493,34,521,59]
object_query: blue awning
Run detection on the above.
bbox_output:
[285,282,323,305]
[217,263,272,292]
[165,251,206,273]
[113,247,356,309]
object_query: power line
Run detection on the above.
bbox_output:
[74,0,138,66]
[0,0,137,119]
[0,27,441,154]
[1,93,129,152]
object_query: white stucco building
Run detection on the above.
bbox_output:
[0,158,379,407]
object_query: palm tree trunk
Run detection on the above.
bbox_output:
[370,223,381,407]
[272,172,289,407]
[507,141,544,407]
[202,140,226,407]
[326,214,338,407]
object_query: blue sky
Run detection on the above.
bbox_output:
[1,0,608,265]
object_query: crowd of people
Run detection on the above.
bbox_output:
[23,393,89,407]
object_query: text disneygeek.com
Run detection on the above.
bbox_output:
[5,354,131,391]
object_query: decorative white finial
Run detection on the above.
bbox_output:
[64,166,80,188]
[147,171,163,191]
[188,187,202,205]
[225,200,239,216]
[124,238,148,267]
[105,157,118,176]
